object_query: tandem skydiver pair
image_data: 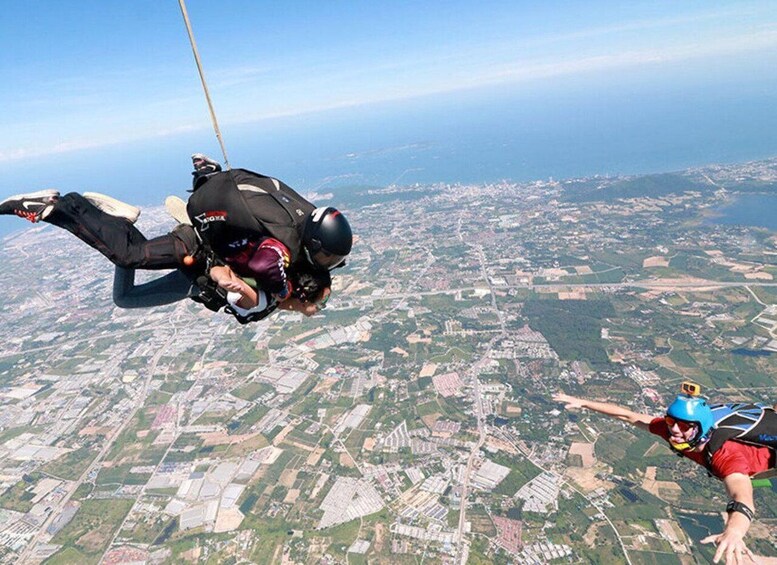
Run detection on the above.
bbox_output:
[0,154,353,324]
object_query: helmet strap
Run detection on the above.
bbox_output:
[670,441,693,452]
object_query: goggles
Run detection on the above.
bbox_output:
[305,245,346,270]
[664,416,697,433]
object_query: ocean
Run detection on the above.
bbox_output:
[225,72,777,192]
[2,66,777,238]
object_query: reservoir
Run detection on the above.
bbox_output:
[709,194,777,231]
[676,512,722,562]
[676,512,722,540]
[732,348,773,357]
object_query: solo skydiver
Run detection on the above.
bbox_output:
[554,383,777,565]
[0,155,351,322]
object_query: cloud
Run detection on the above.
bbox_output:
[2,21,776,164]
[0,123,203,163]
[221,27,777,125]
[483,28,777,85]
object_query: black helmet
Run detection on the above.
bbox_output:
[303,207,352,270]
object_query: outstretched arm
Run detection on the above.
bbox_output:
[553,393,654,431]
[701,473,757,564]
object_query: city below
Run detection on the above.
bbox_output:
[0,157,776,564]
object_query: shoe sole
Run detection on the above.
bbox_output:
[165,195,192,225]
[0,189,59,205]
[83,192,141,224]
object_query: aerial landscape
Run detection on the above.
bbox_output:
[1,1,776,564]
[0,156,775,564]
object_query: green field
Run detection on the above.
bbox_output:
[49,499,134,563]
[43,447,98,481]
[523,298,614,367]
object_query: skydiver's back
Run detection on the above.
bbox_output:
[186,168,315,264]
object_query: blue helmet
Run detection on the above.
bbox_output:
[666,394,715,450]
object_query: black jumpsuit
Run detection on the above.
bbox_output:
[43,193,200,307]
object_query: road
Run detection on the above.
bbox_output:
[19,316,182,563]
[454,342,493,563]
[492,427,634,565]
[455,242,506,563]
[362,280,777,305]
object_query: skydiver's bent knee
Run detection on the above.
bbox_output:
[112,267,194,308]
[130,225,199,270]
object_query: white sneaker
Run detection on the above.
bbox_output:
[83,192,141,224]
[165,195,192,225]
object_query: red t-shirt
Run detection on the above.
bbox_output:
[648,417,774,479]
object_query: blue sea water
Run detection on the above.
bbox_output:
[3,63,777,239]
[224,71,777,192]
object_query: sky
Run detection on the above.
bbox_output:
[1,0,776,202]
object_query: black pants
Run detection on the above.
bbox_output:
[45,193,196,270]
[112,267,195,308]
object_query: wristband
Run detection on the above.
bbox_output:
[276,280,293,301]
[726,500,755,521]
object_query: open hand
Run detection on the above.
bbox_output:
[552,393,587,410]
[701,530,758,565]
